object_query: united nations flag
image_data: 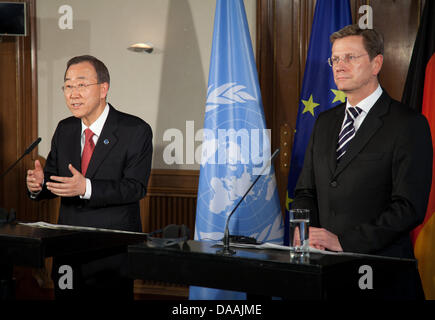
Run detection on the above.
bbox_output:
[190,0,283,300]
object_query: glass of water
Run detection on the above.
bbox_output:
[289,209,310,257]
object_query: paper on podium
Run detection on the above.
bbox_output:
[19,221,146,235]
[226,242,413,260]
[225,241,343,255]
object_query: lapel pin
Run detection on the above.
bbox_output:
[104,139,109,145]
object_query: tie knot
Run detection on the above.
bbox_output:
[84,128,94,141]
[347,106,362,119]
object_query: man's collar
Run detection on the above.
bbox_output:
[346,85,383,114]
[81,104,110,136]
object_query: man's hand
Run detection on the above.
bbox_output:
[309,227,343,252]
[292,227,326,251]
[26,160,44,193]
[46,164,86,197]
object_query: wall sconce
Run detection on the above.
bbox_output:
[128,42,154,54]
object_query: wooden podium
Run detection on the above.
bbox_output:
[0,223,146,299]
[128,240,423,300]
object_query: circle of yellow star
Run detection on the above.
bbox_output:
[285,191,293,211]
[331,89,346,104]
[301,94,320,117]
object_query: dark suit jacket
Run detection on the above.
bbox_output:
[33,104,153,233]
[293,91,432,259]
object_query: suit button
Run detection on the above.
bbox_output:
[330,180,338,188]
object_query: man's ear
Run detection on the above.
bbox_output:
[372,54,383,76]
[100,82,109,99]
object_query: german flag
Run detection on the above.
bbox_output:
[402,0,435,300]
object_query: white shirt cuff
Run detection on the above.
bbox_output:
[80,178,92,199]
[29,190,42,199]
[29,178,44,199]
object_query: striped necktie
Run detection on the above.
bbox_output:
[336,106,362,161]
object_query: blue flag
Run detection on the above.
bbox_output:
[285,0,352,245]
[190,0,284,300]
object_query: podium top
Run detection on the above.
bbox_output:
[0,223,146,267]
[128,240,420,299]
[129,239,417,270]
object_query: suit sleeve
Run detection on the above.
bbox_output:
[292,119,320,227]
[88,122,153,208]
[339,114,433,253]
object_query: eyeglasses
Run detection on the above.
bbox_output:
[61,82,100,94]
[328,54,369,67]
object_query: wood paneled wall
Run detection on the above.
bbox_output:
[0,0,38,222]
[256,0,424,211]
[141,169,198,236]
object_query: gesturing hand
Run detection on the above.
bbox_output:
[46,164,87,197]
[26,160,44,193]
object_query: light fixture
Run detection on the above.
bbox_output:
[128,42,154,54]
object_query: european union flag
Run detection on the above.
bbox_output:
[285,0,352,245]
[190,0,283,300]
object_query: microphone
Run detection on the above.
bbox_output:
[0,137,41,180]
[217,148,280,256]
[23,137,42,156]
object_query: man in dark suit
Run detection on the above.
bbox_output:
[293,25,432,261]
[26,55,153,299]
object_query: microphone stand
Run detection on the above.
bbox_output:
[217,149,280,256]
[0,137,41,180]
[0,137,41,224]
